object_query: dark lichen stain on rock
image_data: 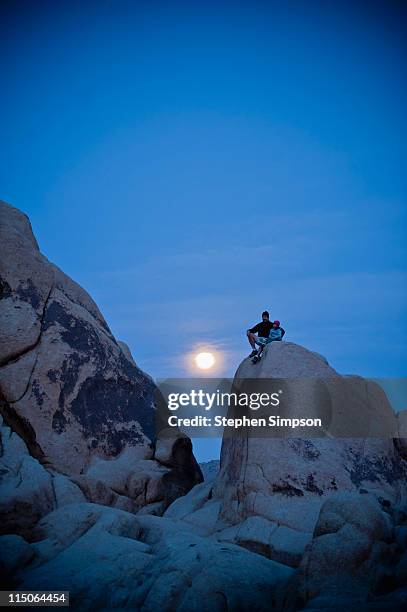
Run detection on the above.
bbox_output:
[0,277,12,300]
[304,473,323,495]
[346,448,405,486]
[272,481,304,497]
[43,298,156,451]
[16,279,43,310]
[52,409,68,434]
[43,300,103,355]
[69,375,155,454]
[47,369,59,383]
[289,439,321,460]
[31,380,45,408]
[57,354,89,409]
[329,478,338,491]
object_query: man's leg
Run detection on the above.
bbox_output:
[247,331,257,349]
[254,338,270,361]
[252,338,265,362]
[247,331,258,357]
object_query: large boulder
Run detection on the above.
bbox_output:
[0,200,202,518]
[289,492,406,610]
[0,414,86,538]
[214,342,405,526]
[164,342,406,572]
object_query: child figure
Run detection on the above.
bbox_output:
[252,320,285,363]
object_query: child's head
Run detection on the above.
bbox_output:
[273,320,280,328]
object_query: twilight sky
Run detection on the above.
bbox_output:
[1,1,406,424]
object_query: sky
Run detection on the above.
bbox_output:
[1,1,406,461]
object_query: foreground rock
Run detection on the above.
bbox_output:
[289,492,407,610]
[0,409,292,609]
[0,200,202,531]
[162,343,407,608]
[9,505,292,611]
[0,414,85,539]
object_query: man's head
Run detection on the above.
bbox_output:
[273,320,280,328]
[262,311,270,321]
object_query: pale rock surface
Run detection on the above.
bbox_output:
[0,200,202,516]
[0,415,55,537]
[130,514,293,612]
[162,341,406,581]
[18,504,153,608]
[291,493,400,608]
[14,505,293,611]
[213,342,405,531]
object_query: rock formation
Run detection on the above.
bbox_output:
[163,342,407,608]
[0,200,202,533]
[213,343,404,530]
[1,201,406,610]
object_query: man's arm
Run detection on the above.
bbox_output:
[247,323,261,334]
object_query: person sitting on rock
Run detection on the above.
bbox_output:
[247,315,285,363]
[252,320,285,362]
[247,312,280,356]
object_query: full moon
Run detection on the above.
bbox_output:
[195,352,215,370]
